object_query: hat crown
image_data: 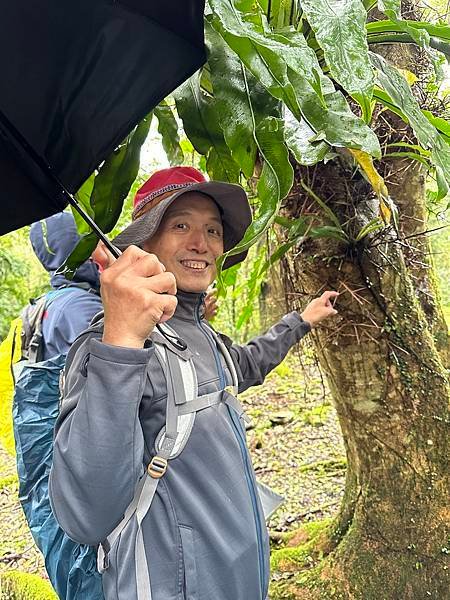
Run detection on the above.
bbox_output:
[133,166,206,219]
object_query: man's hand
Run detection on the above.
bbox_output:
[204,288,218,321]
[100,245,178,348]
[300,291,339,328]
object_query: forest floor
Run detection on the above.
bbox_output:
[0,347,346,585]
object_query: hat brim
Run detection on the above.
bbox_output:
[113,181,251,270]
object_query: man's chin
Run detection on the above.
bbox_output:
[173,264,216,294]
[177,283,210,294]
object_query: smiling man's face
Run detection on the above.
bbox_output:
[143,192,224,293]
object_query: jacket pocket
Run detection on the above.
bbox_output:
[179,525,198,600]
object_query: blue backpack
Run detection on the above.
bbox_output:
[13,291,104,599]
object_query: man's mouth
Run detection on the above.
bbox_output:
[180,259,209,271]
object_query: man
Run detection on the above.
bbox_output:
[49,166,338,600]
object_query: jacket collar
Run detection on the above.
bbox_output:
[172,290,206,322]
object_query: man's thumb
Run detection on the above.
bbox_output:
[92,241,117,272]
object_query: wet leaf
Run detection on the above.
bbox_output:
[174,72,240,182]
[371,51,450,201]
[300,0,374,121]
[284,107,330,166]
[209,0,380,156]
[154,100,184,165]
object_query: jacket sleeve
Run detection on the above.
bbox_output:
[49,335,153,545]
[223,311,311,394]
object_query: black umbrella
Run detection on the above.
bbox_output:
[0,0,206,249]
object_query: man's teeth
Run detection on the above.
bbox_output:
[182,260,208,270]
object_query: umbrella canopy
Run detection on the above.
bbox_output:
[0,0,206,235]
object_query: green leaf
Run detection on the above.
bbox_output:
[300,180,347,233]
[374,90,450,148]
[235,241,267,329]
[373,87,408,121]
[355,217,385,241]
[370,52,450,200]
[60,115,152,277]
[383,151,431,168]
[154,100,184,165]
[207,20,259,178]
[209,0,380,156]
[219,115,294,271]
[366,21,450,61]
[89,115,152,232]
[377,0,400,17]
[310,225,349,242]
[385,141,431,156]
[174,71,240,182]
[206,146,241,182]
[266,0,298,28]
[375,4,447,74]
[74,173,96,234]
[422,111,450,144]
[300,0,374,121]
[284,107,330,165]
[378,0,428,47]
[367,20,450,43]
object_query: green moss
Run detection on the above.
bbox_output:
[0,474,18,490]
[300,405,332,427]
[270,560,348,600]
[271,519,332,572]
[274,360,293,379]
[442,306,450,329]
[0,571,57,600]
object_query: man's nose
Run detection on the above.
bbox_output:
[187,229,208,253]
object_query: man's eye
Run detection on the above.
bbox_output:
[175,223,188,230]
[209,228,223,237]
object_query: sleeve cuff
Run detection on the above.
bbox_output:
[282,311,312,333]
[89,337,153,365]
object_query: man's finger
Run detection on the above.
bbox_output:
[156,294,178,323]
[321,290,339,304]
[104,245,150,275]
[321,290,339,299]
[130,252,166,278]
[141,272,177,296]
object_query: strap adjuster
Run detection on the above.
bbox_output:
[148,456,168,479]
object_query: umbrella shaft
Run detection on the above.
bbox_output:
[65,194,120,259]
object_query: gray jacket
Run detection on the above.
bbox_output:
[49,291,310,600]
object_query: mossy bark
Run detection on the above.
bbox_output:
[273,155,449,599]
[382,130,449,367]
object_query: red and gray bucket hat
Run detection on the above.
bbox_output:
[113,166,252,269]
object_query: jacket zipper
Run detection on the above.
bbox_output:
[195,297,266,598]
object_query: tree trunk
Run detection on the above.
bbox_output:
[383,153,449,366]
[270,154,449,599]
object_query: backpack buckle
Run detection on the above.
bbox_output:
[148,456,168,479]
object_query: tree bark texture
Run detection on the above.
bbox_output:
[270,156,449,600]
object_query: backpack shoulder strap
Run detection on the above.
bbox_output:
[201,323,239,393]
[98,324,199,577]
[20,296,48,363]
[20,288,81,364]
